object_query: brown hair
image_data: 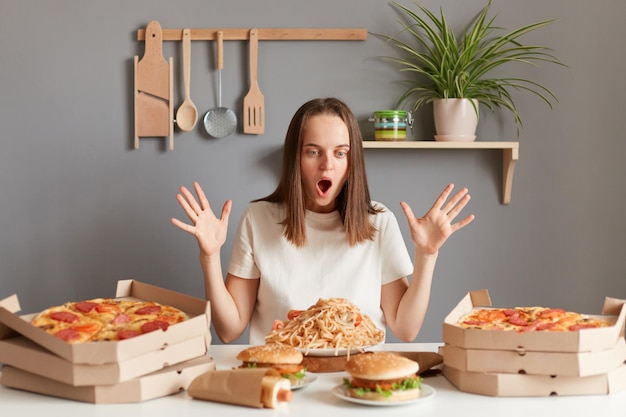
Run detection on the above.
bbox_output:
[256,97,381,247]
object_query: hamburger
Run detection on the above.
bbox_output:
[237,344,306,386]
[343,352,422,401]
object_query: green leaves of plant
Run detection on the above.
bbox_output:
[372,0,566,135]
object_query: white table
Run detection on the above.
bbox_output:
[1,343,625,417]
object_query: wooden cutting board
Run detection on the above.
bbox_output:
[302,351,443,375]
[134,20,174,150]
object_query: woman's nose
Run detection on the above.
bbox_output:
[320,153,334,170]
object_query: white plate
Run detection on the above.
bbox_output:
[331,383,436,407]
[290,373,318,390]
[298,345,378,357]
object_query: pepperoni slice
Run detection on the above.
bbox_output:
[141,320,169,333]
[518,320,540,332]
[96,303,121,313]
[50,311,79,323]
[117,329,142,340]
[536,322,556,331]
[507,313,528,327]
[55,328,81,342]
[112,313,131,324]
[135,305,162,315]
[74,301,98,313]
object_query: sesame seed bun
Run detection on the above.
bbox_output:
[237,344,303,365]
[345,352,419,380]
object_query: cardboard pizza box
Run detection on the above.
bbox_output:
[442,363,626,397]
[0,279,211,364]
[442,338,626,377]
[0,334,208,386]
[442,290,626,353]
[0,354,215,404]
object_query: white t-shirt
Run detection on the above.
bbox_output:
[227,201,414,345]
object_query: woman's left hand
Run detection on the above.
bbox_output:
[400,184,475,255]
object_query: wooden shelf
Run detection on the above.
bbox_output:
[137,28,368,42]
[362,141,519,205]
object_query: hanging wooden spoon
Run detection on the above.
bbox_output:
[176,28,198,132]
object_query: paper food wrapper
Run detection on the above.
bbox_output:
[188,368,289,408]
[302,351,443,374]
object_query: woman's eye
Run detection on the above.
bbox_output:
[336,150,347,158]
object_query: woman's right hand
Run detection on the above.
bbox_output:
[170,181,232,257]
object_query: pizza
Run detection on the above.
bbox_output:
[457,306,613,332]
[31,298,189,343]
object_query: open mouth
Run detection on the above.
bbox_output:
[317,179,332,196]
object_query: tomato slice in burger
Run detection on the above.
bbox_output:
[349,378,395,391]
[274,364,305,375]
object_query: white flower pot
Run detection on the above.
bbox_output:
[433,98,478,141]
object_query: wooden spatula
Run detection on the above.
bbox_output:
[243,28,264,134]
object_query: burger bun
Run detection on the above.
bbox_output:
[345,351,419,380]
[237,343,303,365]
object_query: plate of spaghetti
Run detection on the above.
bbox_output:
[265,298,385,357]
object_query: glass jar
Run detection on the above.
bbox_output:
[369,110,413,141]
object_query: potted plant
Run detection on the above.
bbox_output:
[375,0,564,140]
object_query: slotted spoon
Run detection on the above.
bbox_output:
[203,30,237,138]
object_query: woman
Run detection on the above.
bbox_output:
[172,97,474,344]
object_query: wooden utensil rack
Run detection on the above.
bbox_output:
[137,27,368,42]
[134,25,367,151]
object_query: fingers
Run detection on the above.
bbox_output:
[444,191,471,221]
[193,181,212,213]
[419,184,475,226]
[221,199,233,222]
[173,182,232,226]
[452,214,476,232]
[180,185,203,215]
[176,182,216,221]
[175,192,197,222]
[430,184,470,219]
[399,201,415,221]
[170,217,194,234]
[430,183,455,211]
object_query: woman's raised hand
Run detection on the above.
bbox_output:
[170,182,232,257]
[400,184,475,255]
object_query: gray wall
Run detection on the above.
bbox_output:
[1,0,624,345]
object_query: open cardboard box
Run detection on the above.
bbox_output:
[443,363,626,397]
[0,355,216,404]
[0,279,211,364]
[442,338,626,377]
[0,334,208,386]
[443,290,626,353]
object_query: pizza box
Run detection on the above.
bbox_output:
[442,290,626,353]
[0,334,208,386]
[0,354,215,404]
[442,337,626,377]
[0,279,211,364]
[442,363,626,397]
